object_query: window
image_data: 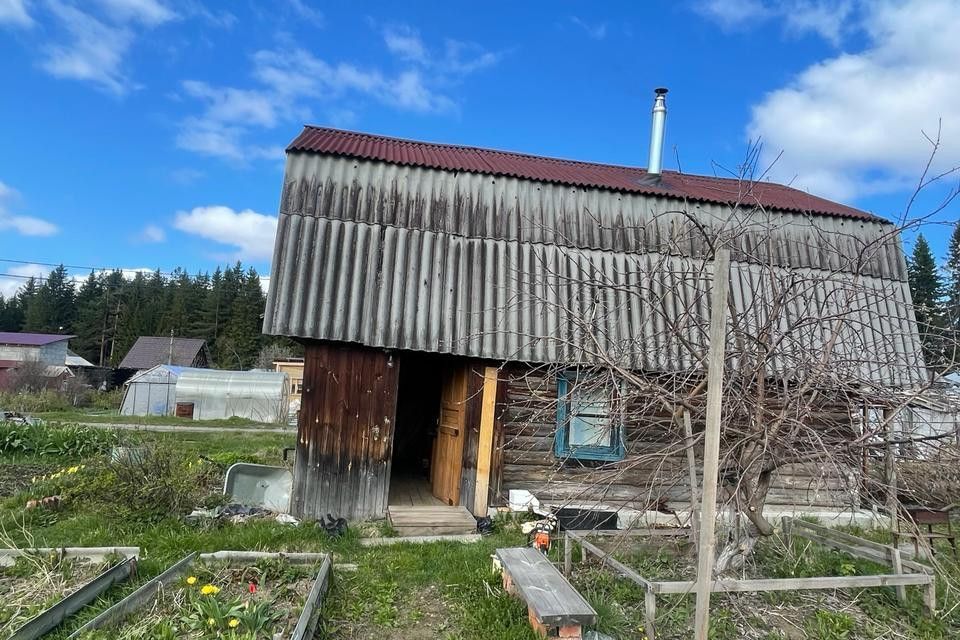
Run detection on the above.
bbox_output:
[554,371,625,461]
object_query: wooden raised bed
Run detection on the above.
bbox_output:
[566,518,936,640]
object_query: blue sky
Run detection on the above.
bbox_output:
[1,0,958,297]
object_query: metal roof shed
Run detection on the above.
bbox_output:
[120,365,185,416]
[174,370,290,423]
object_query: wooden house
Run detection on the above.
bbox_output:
[263,120,923,524]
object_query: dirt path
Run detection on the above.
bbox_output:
[73,421,295,434]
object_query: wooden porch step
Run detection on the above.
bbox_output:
[387,505,477,536]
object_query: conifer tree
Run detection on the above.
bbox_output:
[908,234,946,370]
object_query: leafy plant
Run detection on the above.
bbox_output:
[0,421,118,458]
[805,609,855,640]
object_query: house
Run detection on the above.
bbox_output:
[118,336,210,370]
[263,96,923,523]
[273,358,305,401]
[0,332,74,389]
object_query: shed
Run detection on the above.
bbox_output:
[174,369,290,423]
[119,365,184,416]
[263,124,923,522]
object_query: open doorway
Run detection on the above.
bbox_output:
[389,353,444,506]
[389,353,469,507]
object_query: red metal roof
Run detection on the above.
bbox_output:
[287,126,880,222]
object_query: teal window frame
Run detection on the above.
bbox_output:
[554,371,625,462]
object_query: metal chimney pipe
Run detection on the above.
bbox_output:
[647,87,668,176]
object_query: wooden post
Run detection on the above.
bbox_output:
[564,532,572,577]
[923,578,937,614]
[890,547,906,603]
[683,410,700,545]
[644,590,657,640]
[693,248,731,640]
[781,516,792,547]
[473,366,499,516]
[884,407,898,533]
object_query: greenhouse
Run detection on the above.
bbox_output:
[174,369,290,423]
[119,364,183,416]
[120,367,290,423]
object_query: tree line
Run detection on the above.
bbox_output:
[0,263,294,370]
[908,223,960,373]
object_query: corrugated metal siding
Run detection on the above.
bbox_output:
[287,127,878,221]
[264,154,924,387]
[279,154,904,280]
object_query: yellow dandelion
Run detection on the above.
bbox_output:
[186,576,198,585]
[68,466,79,474]
[207,617,216,626]
[200,584,220,595]
[228,619,240,628]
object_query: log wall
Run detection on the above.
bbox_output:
[495,367,860,510]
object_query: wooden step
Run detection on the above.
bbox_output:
[387,505,477,536]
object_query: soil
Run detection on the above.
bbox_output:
[0,462,58,498]
[0,556,109,636]
[97,559,319,639]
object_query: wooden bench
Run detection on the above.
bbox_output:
[495,547,597,639]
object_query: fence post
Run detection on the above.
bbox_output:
[644,590,657,640]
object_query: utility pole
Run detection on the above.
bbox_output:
[693,248,731,640]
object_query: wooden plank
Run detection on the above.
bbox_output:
[790,519,931,574]
[565,529,690,537]
[654,572,931,594]
[694,248,731,640]
[496,547,597,626]
[473,366,499,516]
[682,410,700,545]
[0,547,139,567]
[199,551,327,564]
[645,591,657,640]
[568,533,657,592]
[360,534,481,546]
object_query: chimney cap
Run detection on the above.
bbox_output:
[654,87,669,96]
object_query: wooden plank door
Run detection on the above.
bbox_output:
[431,365,467,505]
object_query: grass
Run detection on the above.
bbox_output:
[37,410,285,429]
[3,425,958,639]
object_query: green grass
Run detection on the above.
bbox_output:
[37,410,285,428]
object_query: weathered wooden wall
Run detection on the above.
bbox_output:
[292,341,399,521]
[495,367,860,510]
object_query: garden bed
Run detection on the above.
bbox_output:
[0,551,133,638]
[74,552,330,639]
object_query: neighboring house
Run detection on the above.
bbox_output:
[263,118,922,522]
[0,332,74,389]
[118,336,210,370]
[273,358,304,400]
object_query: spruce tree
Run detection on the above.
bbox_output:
[908,234,946,370]
[944,223,960,365]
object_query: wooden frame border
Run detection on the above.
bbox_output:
[566,520,936,640]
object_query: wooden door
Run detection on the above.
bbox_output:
[431,365,467,505]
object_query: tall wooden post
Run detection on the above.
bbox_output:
[884,407,898,532]
[693,248,731,640]
[683,410,700,544]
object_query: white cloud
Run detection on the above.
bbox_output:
[383,25,427,62]
[177,34,493,162]
[0,180,59,236]
[286,0,323,26]
[41,0,135,95]
[696,0,853,44]
[748,0,960,201]
[0,0,33,27]
[0,264,50,298]
[173,205,277,261]
[138,224,166,242]
[695,0,769,30]
[569,16,607,40]
[95,0,177,26]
